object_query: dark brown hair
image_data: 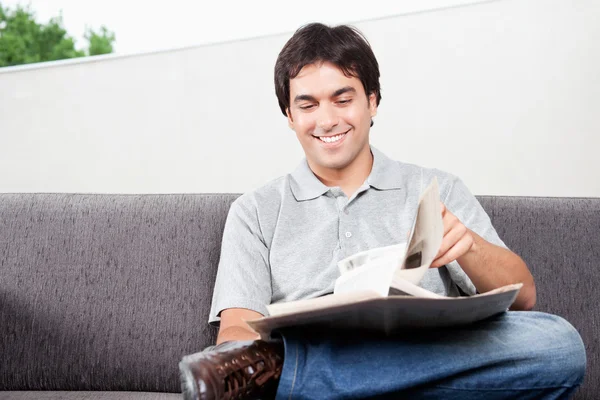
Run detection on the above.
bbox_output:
[274,23,382,117]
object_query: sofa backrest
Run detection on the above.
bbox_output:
[1,194,598,397]
[0,194,237,393]
[477,196,599,399]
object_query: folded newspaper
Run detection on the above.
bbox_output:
[246,178,522,338]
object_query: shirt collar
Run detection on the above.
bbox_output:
[366,146,405,191]
[290,146,404,201]
[289,158,330,201]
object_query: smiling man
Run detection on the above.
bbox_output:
[179,23,586,400]
[286,63,376,196]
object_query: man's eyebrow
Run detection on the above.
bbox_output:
[293,94,317,103]
[293,86,357,103]
[332,86,356,97]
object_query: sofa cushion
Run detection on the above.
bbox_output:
[0,390,181,400]
[0,392,181,400]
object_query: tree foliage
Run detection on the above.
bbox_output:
[0,2,115,67]
[85,26,115,56]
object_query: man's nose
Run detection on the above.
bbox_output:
[316,104,339,132]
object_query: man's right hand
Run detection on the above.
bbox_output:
[216,308,263,344]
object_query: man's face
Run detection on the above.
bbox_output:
[286,62,377,174]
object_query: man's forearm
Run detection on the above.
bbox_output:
[216,325,260,345]
[457,230,536,311]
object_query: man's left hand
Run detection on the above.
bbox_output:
[430,203,475,268]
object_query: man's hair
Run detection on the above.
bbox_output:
[274,23,382,117]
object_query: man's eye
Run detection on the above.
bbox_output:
[338,99,352,105]
[300,104,315,110]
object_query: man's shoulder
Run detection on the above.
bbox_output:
[390,158,460,195]
[227,175,293,243]
[390,158,477,211]
[231,174,290,213]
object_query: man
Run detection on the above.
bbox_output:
[179,23,585,400]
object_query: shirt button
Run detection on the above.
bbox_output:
[345,232,352,238]
[344,209,349,215]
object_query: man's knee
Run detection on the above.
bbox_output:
[519,312,586,386]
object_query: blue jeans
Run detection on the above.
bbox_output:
[274,312,586,400]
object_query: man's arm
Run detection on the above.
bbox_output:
[208,196,273,339]
[216,308,263,345]
[461,231,535,311]
[431,203,536,311]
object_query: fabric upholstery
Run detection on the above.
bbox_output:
[0,392,181,400]
[0,193,598,399]
[478,196,599,399]
[0,194,235,392]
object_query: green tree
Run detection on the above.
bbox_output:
[85,25,115,56]
[0,2,115,67]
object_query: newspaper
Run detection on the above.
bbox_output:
[245,179,522,338]
[334,178,443,296]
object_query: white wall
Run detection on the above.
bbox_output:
[1,0,599,196]
[0,0,502,55]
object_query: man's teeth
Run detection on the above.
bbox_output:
[318,133,346,143]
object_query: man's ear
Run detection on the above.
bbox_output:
[286,108,295,130]
[369,92,378,118]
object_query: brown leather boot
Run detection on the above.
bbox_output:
[179,340,284,400]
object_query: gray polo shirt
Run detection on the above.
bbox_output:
[208,146,507,326]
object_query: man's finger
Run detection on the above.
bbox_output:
[430,255,446,268]
[443,215,454,236]
[432,236,472,268]
[442,209,458,236]
[436,224,466,258]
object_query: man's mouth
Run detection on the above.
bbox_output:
[313,130,350,144]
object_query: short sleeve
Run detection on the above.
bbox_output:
[441,175,508,296]
[208,196,272,326]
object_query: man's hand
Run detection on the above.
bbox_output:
[428,202,536,310]
[216,308,262,345]
[431,203,475,268]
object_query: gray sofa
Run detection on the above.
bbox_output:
[1,194,598,400]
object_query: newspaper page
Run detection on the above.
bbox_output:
[249,284,522,339]
[395,177,444,286]
[334,248,405,296]
[337,243,406,276]
[333,178,443,296]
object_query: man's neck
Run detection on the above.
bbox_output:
[310,147,374,198]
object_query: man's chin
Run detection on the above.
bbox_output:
[311,155,352,172]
